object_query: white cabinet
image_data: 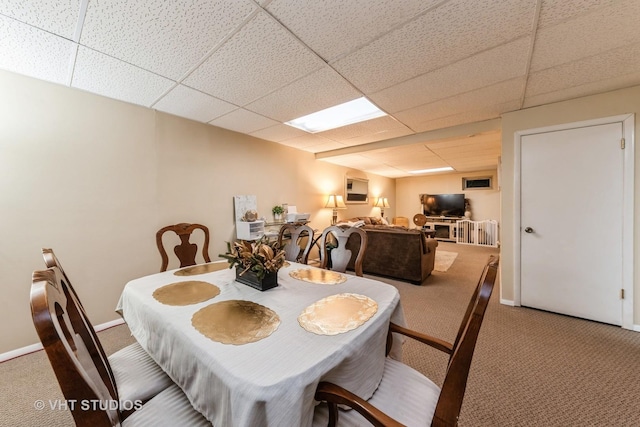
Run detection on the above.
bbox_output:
[236,220,265,240]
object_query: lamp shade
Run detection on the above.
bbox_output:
[374,197,390,208]
[325,194,347,209]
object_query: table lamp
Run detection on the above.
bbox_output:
[374,196,390,217]
[325,194,347,225]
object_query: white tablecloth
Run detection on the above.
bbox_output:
[116,262,404,427]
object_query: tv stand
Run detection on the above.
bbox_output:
[423,217,464,242]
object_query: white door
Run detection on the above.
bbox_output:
[520,122,623,325]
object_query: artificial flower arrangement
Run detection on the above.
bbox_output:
[220,236,286,280]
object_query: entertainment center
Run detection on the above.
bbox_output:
[423,217,461,242]
[419,193,467,242]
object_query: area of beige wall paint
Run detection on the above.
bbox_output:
[501,85,640,325]
[0,70,394,353]
[395,170,500,226]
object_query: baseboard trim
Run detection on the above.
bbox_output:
[500,298,515,306]
[633,324,640,332]
[0,317,125,363]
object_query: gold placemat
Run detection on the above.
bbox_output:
[289,268,347,285]
[174,263,229,276]
[298,293,378,335]
[192,300,280,345]
[153,281,220,306]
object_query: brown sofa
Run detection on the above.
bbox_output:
[341,218,438,285]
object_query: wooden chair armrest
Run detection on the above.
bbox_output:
[390,322,453,355]
[315,382,404,427]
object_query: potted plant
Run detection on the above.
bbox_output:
[272,205,285,222]
[219,237,286,291]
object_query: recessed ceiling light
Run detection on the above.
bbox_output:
[409,167,454,174]
[285,97,386,133]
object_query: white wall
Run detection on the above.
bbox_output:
[0,70,394,353]
[395,170,500,226]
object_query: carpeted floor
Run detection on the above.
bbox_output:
[3,242,640,426]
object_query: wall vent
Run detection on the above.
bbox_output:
[462,177,492,190]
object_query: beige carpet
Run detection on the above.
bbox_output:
[434,249,458,272]
[3,241,640,426]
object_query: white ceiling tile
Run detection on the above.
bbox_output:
[526,42,640,98]
[245,67,361,122]
[266,0,443,61]
[402,100,521,134]
[333,0,536,93]
[334,127,415,147]
[209,108,279,134]
[298,140,347,153]
[0,15,74,85]
[249,124,309,142]
[523,72,640,108]
[0,0,80,39]
[153,84,237,123]
[530,0,640,72]
[80,0,256,80]
[538,0,616,29]
[72,47,174,107]
[319,154,384,170]
[317,116,411,142]
[370,37,531,113]
[183,12,323,106]
[278,134,340,150]
[394,78,524,128]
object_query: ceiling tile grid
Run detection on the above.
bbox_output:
[245,66,361,122]
[153,84,237,123]
[79,0,257,80]
[265,0,444,62]
[3,1,640,178]
[331,0,536,94]
[72,46,175,107]
[0,0,80,39]
[526,41,640,99]
[208,107,279,134]
[183,11,324,106]
[0,15,75,85]
[530,0,640,72]
[369,37,531,114]
[394,78,525,130]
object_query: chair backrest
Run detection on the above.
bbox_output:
[319,225,368,276]
[41,248,118,402]
[434,255,499,426]
[277,223,315,263]
[31,267,122,426]
[156,223,211,272]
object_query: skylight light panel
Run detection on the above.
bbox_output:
[285,97,386,133]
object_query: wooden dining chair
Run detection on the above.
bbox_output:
[314,255,499,427]
[41,248,173,407]
[277,223,315,264]
[31,266,211,426]
[156,222,211,272]
[319,225,368,276]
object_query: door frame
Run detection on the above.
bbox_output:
[514,114,635,330]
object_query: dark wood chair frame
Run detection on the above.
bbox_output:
[156,223,211,272]
[41,248,121,406]
[277,223,315,264]
[315,255,499,427]
[319,225,368,277]
[31,266,124,426]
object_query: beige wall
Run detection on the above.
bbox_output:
[0,70,394,354]
[501,85,640,325]
[395,170,500,226]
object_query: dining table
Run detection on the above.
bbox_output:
[116,261,405,427]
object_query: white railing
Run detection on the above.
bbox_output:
[455,219,498,247]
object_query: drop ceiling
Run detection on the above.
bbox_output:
[2,0,640,178]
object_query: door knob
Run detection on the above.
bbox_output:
[524,227,534,233]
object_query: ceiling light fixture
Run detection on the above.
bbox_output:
[285,97,386,133]
[408,167,454,174]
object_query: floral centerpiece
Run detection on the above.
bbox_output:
[220,237,286,290]
[272,205,285,221]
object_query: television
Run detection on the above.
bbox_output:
[421,193,465,217]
